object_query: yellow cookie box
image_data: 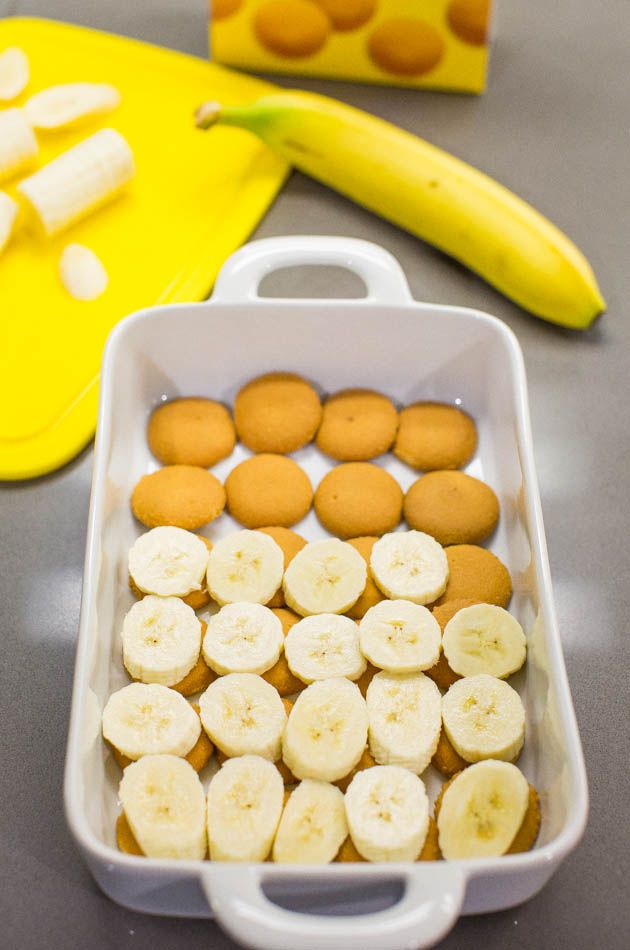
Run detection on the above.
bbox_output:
[210,0,494,93]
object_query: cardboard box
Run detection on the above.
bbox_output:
[210,0,493,93]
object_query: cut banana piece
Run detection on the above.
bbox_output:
[121,595,202,687]
[206,530,284,606]
[283,538,367,616]
[442,673,525,763]
[285,614,366,683]
[59,243,108,301]
[119,755,207,860]
[442,603,527,679]
[128,526,210,598]
[207,755,284,861]
[282,677,368,782]
[437,760,530,859]
[24,82,120,130]
[359,599,441,673]
[16,128,134,236]
[202,602,283,675]
[0,108,38,184]
[0,191,19,254]
[345,766,429,862]
[0,48,29,101]
[199,673,286,760]
[102,682,201,760]
[370,531,448,605]
[272,779,348,864]
[366,671,441,774]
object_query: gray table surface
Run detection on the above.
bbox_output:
[2,0,629,947]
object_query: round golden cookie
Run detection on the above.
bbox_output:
[433,545,512,608]
[271,606,301,636]
[447,0,489,46]
[262,654,305,697]
[404,470,499,546]
[235,372,322,454]
[226,454,313,528]
[334,747,376,793]
[356,661,379,698]
[171,652,216,697]
[431,728,468,777]
[314,0,375,30]
[259,526,307,607]
[316,389,398,462]
[213,0,243,20]
[131,465,226,531]
[314,463,403,539]
[367,18,444,76]
[147,398,236,468]
[254,0,330,57]
[394,402,477,471]
[345,537,384,619]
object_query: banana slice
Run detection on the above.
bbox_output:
[437,760,530,859]
[17,128,134,237]
[359,599,441,673]
[121,595,202,687]
[24,82,120,130]
[199,673,286,760]
[272,779,348,864]
[0,108,38,184]
[442,604,527,678]
[282,677,368,782]
[0,48,29,101]
[206,530,284,606]
[207,755,284,861]
[59,243,108,301]
[0,191,18,255]
[285,614,366,683]
[128,526,210,598]
[119,754,207,860]
[102,683,201,759]
[442,674,525,762]
[283,538,367,616]
[345,766,429,862]
[370,531,448,605]
[202,602,283,675]
[366,671,441,774]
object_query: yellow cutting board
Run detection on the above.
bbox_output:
[0,17,289,481]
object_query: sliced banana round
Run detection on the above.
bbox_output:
[359,599,441,673]
[0,48,29,102]
[437,760,530,859]
[207,754,284,861]
[206,530,284,606]
[285,614,366,683]
[102,683,201,760]
[121,595,202,687]
[199,673,286,760]
[272,779,348,864]
[202,602,283,675]
[24,82,120,130]
[442,603,526,678]
[282,677,368,782]
[345,765,429,862]
[119,754,207,860]
[0,108,38,184]
[283,538,367,616]
[442,673,525,763]
[366,671,441,774]
[370,531,448,605]
[128,526,209,598]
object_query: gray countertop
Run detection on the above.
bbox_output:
[2,0,629,947]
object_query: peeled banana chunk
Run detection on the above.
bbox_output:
[0,47,29,101]
[24,82,120,130]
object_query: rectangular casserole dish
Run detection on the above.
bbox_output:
[64,235,588,950]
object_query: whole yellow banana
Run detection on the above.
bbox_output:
[196,92,604,329]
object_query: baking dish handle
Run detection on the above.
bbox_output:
[211,235,413,304]
[201,863,465,950]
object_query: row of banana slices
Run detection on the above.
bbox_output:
[118,750,534,864]
[1,48,133,297]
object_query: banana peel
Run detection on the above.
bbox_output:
[196,93,605,330]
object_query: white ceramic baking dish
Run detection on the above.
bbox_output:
[64,236,588,950]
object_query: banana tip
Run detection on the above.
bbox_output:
[195,101,222,130]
